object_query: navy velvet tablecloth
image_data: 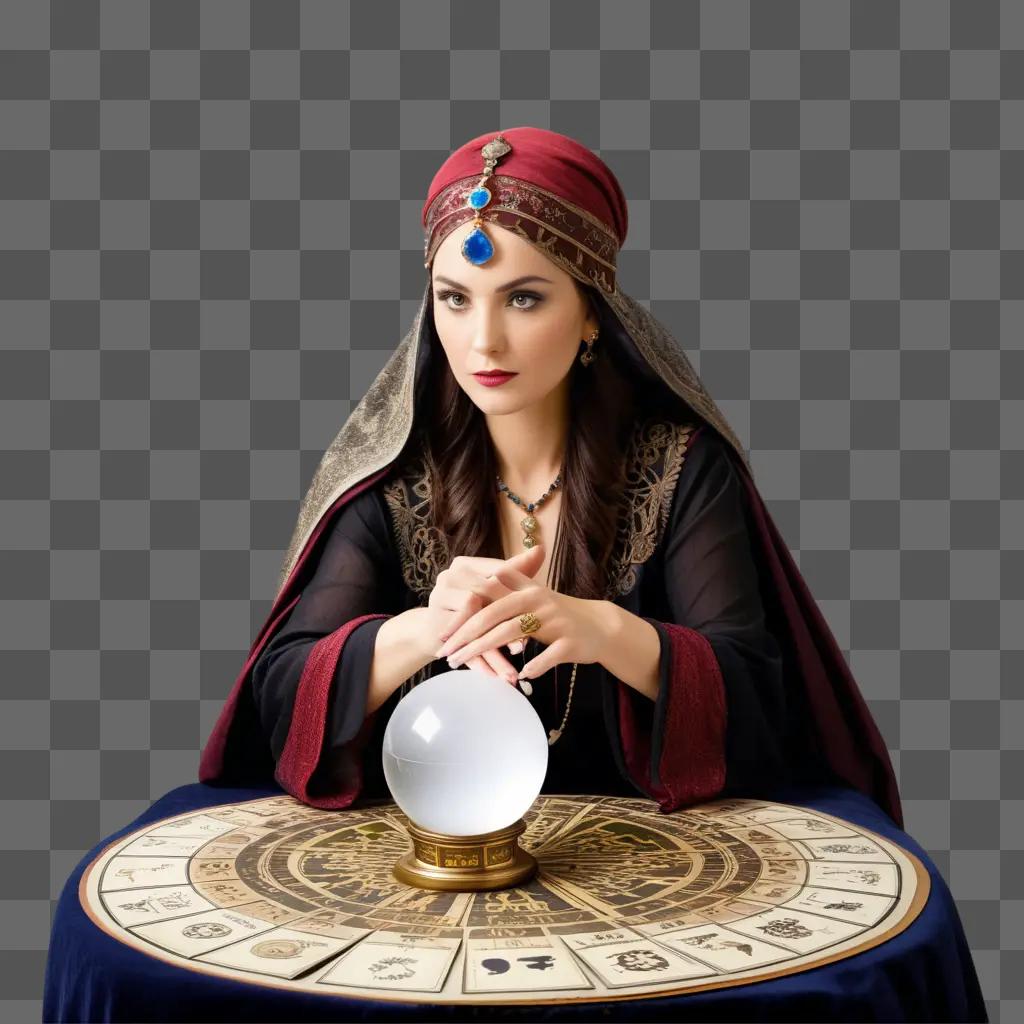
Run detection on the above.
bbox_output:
[44,782,988,1023]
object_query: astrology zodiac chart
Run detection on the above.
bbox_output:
[79,794,929,1006]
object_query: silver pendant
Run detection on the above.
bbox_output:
[547,728,562,746]
[517,678,533,696]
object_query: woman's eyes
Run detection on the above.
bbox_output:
[435,290,542,312]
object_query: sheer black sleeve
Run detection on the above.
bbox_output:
[652,426,790,797]
[250,483,402,779]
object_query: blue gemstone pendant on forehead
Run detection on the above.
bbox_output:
[461,135,512,266]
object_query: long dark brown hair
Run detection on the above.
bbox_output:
[397,280,683,601]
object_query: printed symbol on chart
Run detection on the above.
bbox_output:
[368,955,417,981]
[756,916,838,941]
[137,837,169,847]
[113,863,174,884]
[481,955,555,974]
[182,922,232,939]
[822,868,880,885]
[202,882,247,898]
[747,830,777,842]
[214,834,250,845]
[117,890,190,915]
[795,818,835,832]
[759,846,789,857]
[483,890,550,915]
[402,891,442,912]
[820,843,875,854]
[250,938,328,959]
[606,948,672,973]
[196,861,233,877]
[680,932,755,957]
[803,891,864,912]
[712,802,747,814]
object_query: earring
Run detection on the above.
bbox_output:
[580,329,598,367]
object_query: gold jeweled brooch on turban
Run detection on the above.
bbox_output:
[459,134,512,265]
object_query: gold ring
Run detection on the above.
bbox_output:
[518,612,541,638]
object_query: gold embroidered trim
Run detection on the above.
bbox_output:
[424,173,620,253]
[423,174,621,295]
[606,418,697,599]
[381,418,698,604]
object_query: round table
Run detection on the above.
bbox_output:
[44,782,987,1022]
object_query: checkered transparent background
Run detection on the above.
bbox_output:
[1,1,1020,1020]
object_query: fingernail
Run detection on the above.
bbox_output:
[509,639,524,654]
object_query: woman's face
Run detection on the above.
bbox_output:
[430,223,598,412]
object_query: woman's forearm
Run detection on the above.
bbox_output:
[365,609,435,716]
[593,600,662,702]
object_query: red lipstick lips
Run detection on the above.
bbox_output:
[473,370,518,387]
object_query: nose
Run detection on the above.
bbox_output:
[469,304,507,355]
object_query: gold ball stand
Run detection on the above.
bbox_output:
[393,817,538,891]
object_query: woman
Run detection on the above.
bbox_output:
[199,127,902,828]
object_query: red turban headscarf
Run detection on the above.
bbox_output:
[421,127,629,295]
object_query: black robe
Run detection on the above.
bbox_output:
[248,422,794,807]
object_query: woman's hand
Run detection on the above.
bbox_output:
[420,545,548,685]
[434,545,611,680]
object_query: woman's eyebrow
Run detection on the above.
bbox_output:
[433,274,554,293]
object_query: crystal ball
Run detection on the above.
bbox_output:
[382,669,549,836]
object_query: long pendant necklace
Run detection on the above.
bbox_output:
[495,473,578,745]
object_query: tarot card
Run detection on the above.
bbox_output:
[739,839,804,860]
[145,814,239,839]
[232,898,306,926]
[684,799,760,818]
[132,907,276,957]
[725,804,804,825]
[189,858,239,883]
[758,858,806,884]
[634,913,712,938]
[744,880,802,903]
[778,885,896,926]
[651,923,796,972]
[289,910,372,943]
[726,906,864,953]
[800,835,889,863]
[319,931,460,993]
[463,933,591,994]
[101,856,190,892]
[199,924,358,980]
[694,898,779,924]
[806,861,899,896]
[118,834,210,857]
[192,879,258,907]
[103,885,215,929]
[765,816,858,840]
[561,927,713,988]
